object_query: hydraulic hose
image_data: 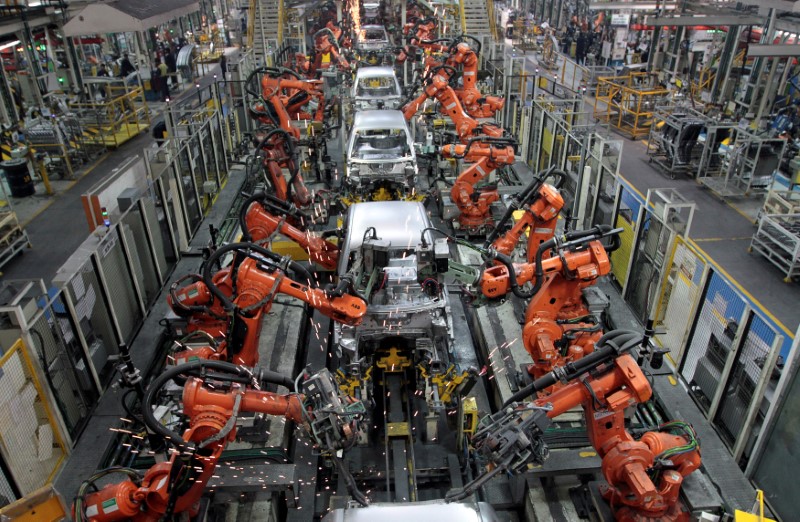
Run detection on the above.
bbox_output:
[483,166,565,248]
[255,128,300,205]
[492,224,620,299]
[502,329,643,406]
[202,242,316,311]
[142,360,295,451]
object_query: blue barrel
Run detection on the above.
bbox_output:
[2,158,34,197]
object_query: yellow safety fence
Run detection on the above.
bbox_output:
[610,211,635,286]
[0,338,67,497]
[652,236,708,364]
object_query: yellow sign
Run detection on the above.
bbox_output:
[734,491,776,522]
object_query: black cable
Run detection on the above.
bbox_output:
[122,388,145,427]
[581,379,606,410]
[331,456,369,507]
[141,360,294,452]
[202,242,316,312]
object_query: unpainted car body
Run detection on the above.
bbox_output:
[345,110,418,197]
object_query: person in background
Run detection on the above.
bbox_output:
[575,31,588,65]
[158,60,170,101]
[97,63,109,77]
[219,52,227,81]
[119,53,135,77]
[164,49,177,86]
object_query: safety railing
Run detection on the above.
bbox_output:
[593,73,672,140]
[0,338,68,504]
[609,178,793,478]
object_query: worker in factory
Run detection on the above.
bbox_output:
[119,53,135,78]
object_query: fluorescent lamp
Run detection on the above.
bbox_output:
[0,40,21,51]
[589,2,678,9]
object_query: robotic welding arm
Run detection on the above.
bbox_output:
[478,224,621,300]
[75,362,365,521]
[442,136,518,231]
[483,167,567,258]
[449,330,696,521]
[240,191,339,270]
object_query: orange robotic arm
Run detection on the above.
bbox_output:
[242,198,339,270]
[447,41,505,118]
[402,66,502,140]
[233,257,366,327]
[478,226,619,300]
[451,330,700,522]
[313,28,350,72]
[78,363,362,522]
[255,128,311,207]
[442,137,516,232]
[483,170,566,258]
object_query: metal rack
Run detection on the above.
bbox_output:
[646,105,708,179]
[749,213,800,282]
[69,77,150,149]
[593,73,672,140]
[25,115,91,179]
[698,129,786,198]
[0,176,30,272]
[694,120,739,180]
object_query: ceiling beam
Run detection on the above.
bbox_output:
[648,15,764,26]
[747,43,800,56]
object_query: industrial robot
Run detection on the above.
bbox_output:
[74,362,367,521]
[312,26,351,76]
[246,67,335,199]
[247,67,327,134]
[477,225,621,389]
[168,242,365,366]
[447,328,700,522]
[402,65,514,235]
[483,168,567,259]
[254,127,313,209]
[239,191,340,270]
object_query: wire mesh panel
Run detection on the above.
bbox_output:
[625,213,672,323]
[213,114,228,185]
[714,314,778,449]
[27,292,99,438]
[0,339,67,495]
[680,271,747,413]
[590,156,620,229]
[175,146,202,230]
[199,124,218,188]
[95,229,142,344]
[610,186,642,287]
[751,346,800,521]
[0,456,19,507]
[190,135,211,213]
[120,209,160,307]
[63,260,119,388]
[654,238,707,362]
[140,191,177,279]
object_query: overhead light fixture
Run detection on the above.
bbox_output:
[0,40,21,52]
[589,2,678,9]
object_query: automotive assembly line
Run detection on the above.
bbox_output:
[4,1,785,521]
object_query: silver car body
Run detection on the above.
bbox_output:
[335,201,453,375]
[355,25,391,53]
[346,110,418,193]
[362,2,381,23]
[352,66,403,110]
